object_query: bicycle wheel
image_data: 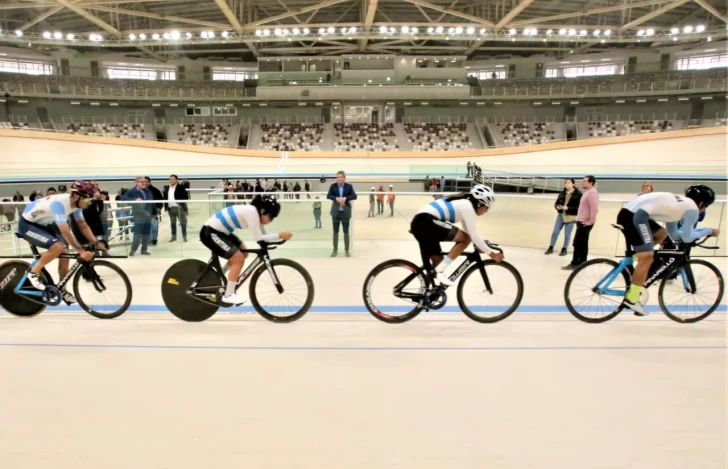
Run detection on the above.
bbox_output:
[564,259,630,323]
[73,260,133,319]
[249,258,314,323]
[659,259,724,323]
[0,261,50,317]
[362,259,426,324]
[162,259,221,322]
[457,261,524,323]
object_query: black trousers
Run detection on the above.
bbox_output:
[571,222,594,266]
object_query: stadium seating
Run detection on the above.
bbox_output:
[581,120,684,138]
[491,122,559,147]
[259,123,323,151]
[334,123,398,151]
[66,122,147,139]
[403,123,473,151]
[0,121,32,130]
[177,123,233,147]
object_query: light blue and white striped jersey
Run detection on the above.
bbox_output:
[417,198,491,253]
[22,194,84,226]
[204,204,280,242]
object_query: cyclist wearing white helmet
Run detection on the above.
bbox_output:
[410,184,504,286]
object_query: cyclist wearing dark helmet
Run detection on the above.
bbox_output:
[200,194,292,305]
[16,180,106,304]
[616,184,719,316]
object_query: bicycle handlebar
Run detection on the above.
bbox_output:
[684,236,719,250]
[485,240,503,254]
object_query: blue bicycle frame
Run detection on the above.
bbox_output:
[13,259,44,298]
[593,256,691,297]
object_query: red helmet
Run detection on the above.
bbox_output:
[70,180,95,198]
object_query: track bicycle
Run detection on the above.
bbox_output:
[564,224,724,324]
[0,235,133,319]
[161,240,314,322]
[362,241,524,324]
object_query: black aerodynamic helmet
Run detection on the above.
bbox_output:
[252,194,281,219]
[685,184,716,208]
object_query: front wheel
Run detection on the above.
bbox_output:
[362,259,426,324]
[659,259,724,323]
[457,261,524,323]
[74,260,133,319]
[564,258,630,323]
[249,258,314,323]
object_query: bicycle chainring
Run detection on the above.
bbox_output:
[424,287,447,310]
[42,285,62,306]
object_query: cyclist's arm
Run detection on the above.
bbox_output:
[242,210,281,242]
[673,209,713,243]
[460,208,492,255]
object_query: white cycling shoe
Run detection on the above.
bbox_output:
[624,299,648,316]
[26,272,46,290]
[222,293,246,305]
[435,271,454,287]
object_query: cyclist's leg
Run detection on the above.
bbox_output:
[17,219,63,280]
[625,210,657,313]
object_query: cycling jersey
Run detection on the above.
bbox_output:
[623,192,711,243]
[203,205,280,242]
[417,198,492,254]
[21,194,84,226]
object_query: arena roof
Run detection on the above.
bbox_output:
[0,0,725,61]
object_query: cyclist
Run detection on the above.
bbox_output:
[410,184,504,286]
[200,195,292,305]
[17,180,104,304]
[617,184,719,316]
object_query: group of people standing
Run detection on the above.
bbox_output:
[367,185,396,217]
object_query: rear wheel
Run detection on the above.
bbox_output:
[249,258,314,323]
[0,261,50,317]
[564,258,630,323]
[457,261,524,323]
[659,259,724,323]
[162,259,222,322]
[362,259,426,324]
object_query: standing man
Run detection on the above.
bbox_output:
[564,175,599,269]
[144,177,164,246]
[440,175,446,193]
[388,185,395,217]
[121,176,153,256]
[368,186,376,218]
[304,180,311,199]
[327,170,357,257]
[164,174,189,243]
[466,162,472,178]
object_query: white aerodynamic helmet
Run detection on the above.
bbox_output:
[470,184,495,208]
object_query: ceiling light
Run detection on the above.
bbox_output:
[129,33,136,40]
[435,26,443,33]
[707,36,712,42]
[604,30,611,36]
[448,27,455,34]
[671,27,679,34]
[558,29,566,35]
[283,29,290,35]
[15,30,23,37]
[274,28,282,35]
[53,32,62,40]
[66,33,75,40]
[455,26,463,34]
[221,31,229,38]
[531,28,538,35]
[479,28,486,34]
[303,28,309,34]
[171,30,181,40]
[152,33,160,40]
[646,28,654,36]
[163,32,171,39]
[380,25,388,33]
[696,25,705,33]
[139,33,146,40]
[292,28,300,35]
[466,27,474,34]
[401,26,409,33]
[683,25,693,33]
[349,26,357,34]
[593,30,600,36]
[568,29,576,36]
[42,31,51,39]
[263,29,270,36]
[427,27,434,33]
[328,26,335,33]
[579,29,587,36]
[637,29,645,36]
[411,27,418,34]
[509,28,516,35]
[186,32,192,39]
[200,31,208,38]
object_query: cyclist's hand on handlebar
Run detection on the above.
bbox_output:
[79,250,94,261]
[711,228,720,237]
[279,231,293,241]
[95,241,108,251]
[489,252,504,263]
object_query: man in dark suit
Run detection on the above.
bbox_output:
[163,174,190,242]
[144,177,164,246]
[327,170,357,257]
[121,176,153,256]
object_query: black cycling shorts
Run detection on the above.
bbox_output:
[410,213,459,259]
[617,208,663,253]
[17,218,65,249]
[199,226,243,260]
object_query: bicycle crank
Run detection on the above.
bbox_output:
[424,287,447,310]
[42,285,62,306]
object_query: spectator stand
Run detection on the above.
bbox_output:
[400,115,482,151]
[169,116,240,148]
[250,116,327,151]
[62,114,152,140]
[0,114,37,130]
[481,116,565,148]
[577,113,685,139]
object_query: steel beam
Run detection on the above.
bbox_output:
[511,0,675,26]
[18,6,65,31]
[358,0,378,50]
[693,0,727,23]
[494,0,536,28]
[250,0,351,26]
[87,5,231,29]
[405,0,495,26]
[621,0,693,29]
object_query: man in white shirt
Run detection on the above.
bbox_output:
[163,174,189,242]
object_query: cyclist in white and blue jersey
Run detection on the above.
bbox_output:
[410,184,504,286]
[17,180,105,303]
[200,195,292,305]
[617,184,719,316]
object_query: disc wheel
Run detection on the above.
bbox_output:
[564,258,630,323]
[362,259,426,324]
[249,258,314,323]
[162,259,222,322]
[659,259,724,323]
[0,261,50,317]
[73,260,133,319]
[456,261,524,323]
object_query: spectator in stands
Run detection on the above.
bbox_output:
[327,170,357,257]
[388,185,396,217]
[368,187,376,218]
[46,187,57,196]
[313,197,322,229]
[377,185,385,215]
[305,180,311,199]
[255,179,263,193]
[545,178,581,256]
[286,182,294,199]
[274,180,282,191]
[163,175,189,243]
[115,188,131,241]
[641,182,654,194]
[564,176,599,270]
[294,181,301,200]
[121,176,153,256]
[430,177,438,193]
[181,178,191,196]
[144,177,164,246]
[466,162,473,177]
[424,175,431,191]
[29,190,38,202]
[12,191,25,217]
